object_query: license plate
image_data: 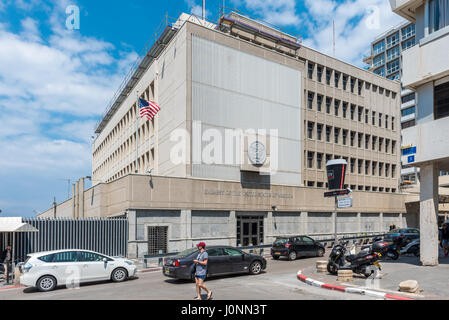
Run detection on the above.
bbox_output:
[374,261,381,268]
[165,269,170,274]
[275,252,281,255]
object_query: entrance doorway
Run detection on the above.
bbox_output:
[236,214,264,247]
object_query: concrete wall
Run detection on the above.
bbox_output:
[190,33,303,186]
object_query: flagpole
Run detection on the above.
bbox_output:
[136,90,139,173]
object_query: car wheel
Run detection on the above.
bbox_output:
[111,268,128,282]
[249,261,263,275]
[317,248,325,257]
[272,256,280,260]
[37,275,57,292]
[288,251,297,261]
[327,263,337,275]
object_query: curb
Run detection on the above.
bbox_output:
[297,270,415,300]
[0,285,25,290]
[138,267,162,273]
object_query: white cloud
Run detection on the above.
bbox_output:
[302,0,406,67]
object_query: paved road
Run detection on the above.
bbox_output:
[0,254,376,300]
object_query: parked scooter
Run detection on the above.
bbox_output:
[400,238,420,257]
[361,237,402,260]
[327,240,382,278]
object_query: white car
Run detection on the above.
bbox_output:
[20,249,137,292]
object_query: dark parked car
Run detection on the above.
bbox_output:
[162,246,267,281]
[384,228,420,248]
[271,235,325,261]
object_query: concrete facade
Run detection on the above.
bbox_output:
[390,0,449,265]
[42,12,406,257]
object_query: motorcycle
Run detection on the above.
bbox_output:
[400,238,420,257]
[327,240,382,278]
[361,237,402,260]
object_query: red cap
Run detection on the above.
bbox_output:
[196,242,206,248]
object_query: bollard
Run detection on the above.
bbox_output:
[316,260,328,273]
[337,270,353,282]
[143,258,148,269]
[399,280,419,293]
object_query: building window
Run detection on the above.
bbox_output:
[350,78,356,93]
[402,92,415,104]
[379,113,382,127]
[358,80,363,95]
[317,124,323,141]
[374,67,385,77]
[308,152,314,168]
[334,100,340,116]
[387,32,399,48]
[317,65,323,82]
[435,81,449,120]
[372,161,377,176]
[372,111,376,126]
[392,164,396,178]
[343,75,348,90]
[365,160,370,175]
[385,139,390,153]
[334,128,340,144]
[350,104,356,120]
[402,24,415,40]
[350,158,355,173]
[326,97,332,114]
[387,59,400,74]
[326,126,332,142]
[372,136,377,150]
[326,68,332,85]
[358,133,363,148]
[342,102,348,118]
[373,54,385,68]
[342,130,348,145]
[317,182,324,188]
[429,0,449,34]
[365,135,370,149]
[358,106,363,122]
[335,72,340,88]
[373,40,385,55]
[307,181,315,187]
[308,122,314,139]
[317,153,323,170]
[385,115,389,129]
[317,94,323,112]
[147,226,168,255]
[392,117,395,130]
[350,131,356,147]
[365,109,369,124]
[308,92,314,110]
[402,37,415,51]
[392,140,397,154]
[401,107,416,117]
[358,159,363,174]
[379,138,384,152]
[308,62,315,80]
[379,162,383,176]
[402,119,416,129]
[387,46,400,61]
[326,154,333,164]
[385,164,390,177]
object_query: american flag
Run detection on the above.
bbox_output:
[139,98,161,121]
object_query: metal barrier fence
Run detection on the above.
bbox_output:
[0,218,128,263]
[142,232,387,268]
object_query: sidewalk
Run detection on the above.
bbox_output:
[301,250,449,300]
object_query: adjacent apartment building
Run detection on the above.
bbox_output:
[390,0,449,266]
[41,12,408,258]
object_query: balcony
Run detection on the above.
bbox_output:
[402,29,449,89]
[389,0,422,21]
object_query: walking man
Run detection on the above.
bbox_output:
[193,242,212,300]
[1,245,12,284]
[441,223,449,257]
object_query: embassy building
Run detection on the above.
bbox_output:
[41,12,411,258]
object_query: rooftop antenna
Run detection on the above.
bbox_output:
[333,20,336,57]
[202,0,206,20]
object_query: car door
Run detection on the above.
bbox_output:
[300,236,317,256]
[205,248,227,276]
[51,251,83,285]
[223,247,246,273]
[78,251,115,282]
[293,237,307,257]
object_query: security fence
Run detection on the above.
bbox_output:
[0,218,128,263]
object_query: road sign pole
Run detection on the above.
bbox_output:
[334,196,338,242]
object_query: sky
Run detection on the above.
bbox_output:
[0,0,405,217]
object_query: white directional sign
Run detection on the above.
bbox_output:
[337,197,353,208]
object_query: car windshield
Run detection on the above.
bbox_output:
[273,238,289,245]
[389,229,401,234]
[178,247,199,258]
